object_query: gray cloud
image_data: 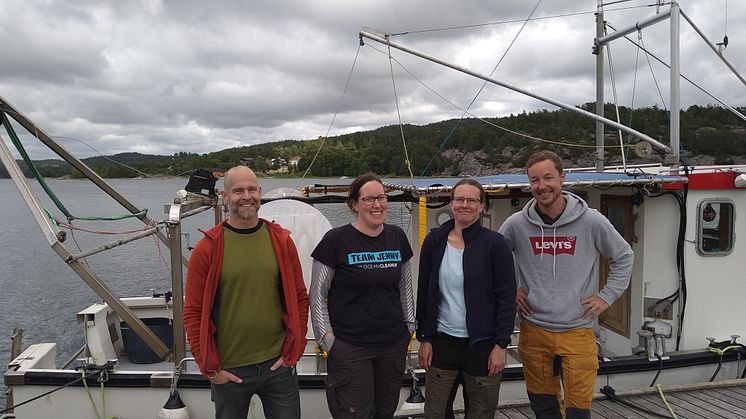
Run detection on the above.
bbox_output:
[1,0,744,160]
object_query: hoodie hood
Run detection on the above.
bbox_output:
[522,191,588,227]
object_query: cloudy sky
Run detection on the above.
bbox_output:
[1,0,744,159]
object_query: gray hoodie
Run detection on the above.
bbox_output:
[499,191,633,332]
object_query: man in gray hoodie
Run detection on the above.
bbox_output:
[499,150,633,419]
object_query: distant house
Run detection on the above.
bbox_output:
[239,157,254,167]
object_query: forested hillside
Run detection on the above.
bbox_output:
[2,104,745,179]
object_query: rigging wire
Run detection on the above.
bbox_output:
[385,37,417,186]
[624,31,643,163]
[419,0,545,176]
[603,25,628,169]
[638,32,668,111]
[365,43,632,150]
[388,3,652,37]
[298,43,362,186]
[51,136,156,179]
[604,23,746,123]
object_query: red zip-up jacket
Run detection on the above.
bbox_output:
[183,219,309,378]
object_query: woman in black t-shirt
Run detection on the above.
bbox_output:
[310,173,415,419]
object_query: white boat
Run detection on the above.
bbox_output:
[3,2,746,418]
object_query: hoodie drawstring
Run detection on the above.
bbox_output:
[552,227,557,279]
[538,225,557,279]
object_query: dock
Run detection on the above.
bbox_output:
[398,379,746,418]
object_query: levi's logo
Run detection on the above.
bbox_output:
[529,236,577,255]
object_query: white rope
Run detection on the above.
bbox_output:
[385,35,416,187]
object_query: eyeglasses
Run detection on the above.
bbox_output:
[359,195,388,206]
[452,197,482,205]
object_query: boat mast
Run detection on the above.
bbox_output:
[671,2,681,168]
[595,2,681,167]
[595,0,605,171]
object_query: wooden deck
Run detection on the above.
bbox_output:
[400,379,746,418]
[497,379,746,418]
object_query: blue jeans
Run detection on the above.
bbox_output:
[211,358,300,419]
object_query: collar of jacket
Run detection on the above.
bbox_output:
[430,217,482,242]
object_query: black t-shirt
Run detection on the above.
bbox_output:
[312,223,413,346]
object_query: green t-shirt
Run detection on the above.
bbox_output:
[217,222,286,368]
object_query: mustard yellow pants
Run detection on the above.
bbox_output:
[518,322,598,417]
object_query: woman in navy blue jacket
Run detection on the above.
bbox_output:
[416,178,516,419]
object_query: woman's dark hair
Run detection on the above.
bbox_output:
[451,178,485,203]
[347,172,383,211]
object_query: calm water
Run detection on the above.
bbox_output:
[0,177,413,399]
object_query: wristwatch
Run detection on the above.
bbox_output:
[496,339,510,349]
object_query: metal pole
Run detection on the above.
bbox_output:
[168,203,187,366]
[5,328,24,414]
[680,10,746,89]
[1,129,169,359]
[359,28,672,155]
[595,3,605,171]
[669,3,681,167]
[66,226,161,261]
[596,9,671,46]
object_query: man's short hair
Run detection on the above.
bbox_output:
[526,150,564,174]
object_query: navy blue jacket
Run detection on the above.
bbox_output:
[416,218,516,345]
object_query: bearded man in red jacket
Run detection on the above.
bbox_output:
[184,165,309,419]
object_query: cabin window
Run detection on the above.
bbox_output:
[696,199,735,256]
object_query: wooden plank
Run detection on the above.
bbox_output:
[612,393,677,418]
[514,406,536,418]
[500,407,531,419]
[591,398,640,418]
[713,386,746,401]
[672,390,744,417]
[723,385,746,397]
[689,389,746,416]
[637,394,703,419]
[664,392,734,418]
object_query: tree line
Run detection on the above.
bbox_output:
[2,103,744,179]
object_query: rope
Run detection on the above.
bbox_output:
[82,369,102,419]
[385,36,416,187]
[419,0,545,176]
[298,43,362,184]
[656,384,679,419]
[2,113,147,222]
[2,112,72,219]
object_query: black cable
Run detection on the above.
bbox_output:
[0,370,99,414]
[709,353,725,382]
[600,385,674,419]
[649,355,663,387]
[0,361,116,415]
[644,187,687,350]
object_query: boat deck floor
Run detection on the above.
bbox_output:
[398,379,746,418]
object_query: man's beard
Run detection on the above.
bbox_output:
[233,201,259,220]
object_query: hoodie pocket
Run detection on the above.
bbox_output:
[527,288,583,325]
